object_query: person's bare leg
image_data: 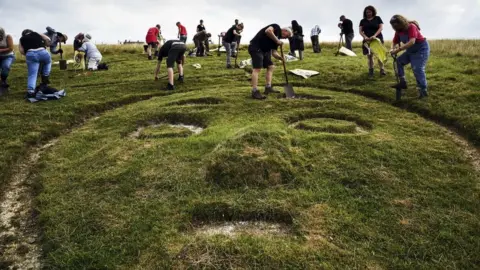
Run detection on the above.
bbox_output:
[368,54,374,77]
[154,61,161,79]
[266,65,274,86]
[378,59,386,75]
[178,64,184,76]
[147,44,152,57]
[251,69,260,90]
[168,67,174,85]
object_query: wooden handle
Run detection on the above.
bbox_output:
[280,45,289,84]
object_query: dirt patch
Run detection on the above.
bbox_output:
[130,123,204,139]
[168,97,223,106]
[0,140,57,269]
[195,221,289,237]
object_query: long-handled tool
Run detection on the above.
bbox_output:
[280,45,295,98]
[59,43,67,70]
[217,35,222,56]
[392,54,402,101]
[335,33,344,56]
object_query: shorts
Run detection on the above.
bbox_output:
[165,43,187,68]
[248,45,273,69]
[363,36,384,55]
[148,42,159,47]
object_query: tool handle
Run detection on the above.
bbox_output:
[280,45,289,84]
[59,43,63,60]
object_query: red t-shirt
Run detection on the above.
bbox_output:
[393,23,425,43]
[146,27,159,43]
[178,24,187,35]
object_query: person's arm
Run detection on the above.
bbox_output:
[39,33,52,47]
[18,41,25,55]
[372,24,383,40]
[391,26,417,54]
[154,58,162,80]
[0,35,14,53]
[359,26,368,40]
[265,26,282,45]
[233,30,241,36]
[77,42,86,52]
[272,50,284,62]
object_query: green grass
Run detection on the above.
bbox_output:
[1,41,479,269]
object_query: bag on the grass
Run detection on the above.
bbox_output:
[98,63,109,70]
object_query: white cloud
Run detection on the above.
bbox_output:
[1,0,479,44]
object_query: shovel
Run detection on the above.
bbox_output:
[59,43,67,70]
[392,54,402,101]
[234,41,240,68]
[280,45,295,98]
[217,35,222,56]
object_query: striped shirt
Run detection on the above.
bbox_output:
[311,25,321,37]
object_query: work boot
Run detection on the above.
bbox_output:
[178,75,184,83]
[368,68,374,78]
[264,86,281,95]
[418,88,429,99]
[41,75,50,85]
[166,83,175,91]
[25,90,36,99]
[252,90,266,100]
[226,64,233,69]
[391,79,408,90]
[380,69,386,76]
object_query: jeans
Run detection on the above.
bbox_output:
[223,41,237,66]
[179,35,187,43]
[26,49,52,91]
[0,54,15,80]
[345,33,354,50]
[397,41,430,90]
[310,35,320,53]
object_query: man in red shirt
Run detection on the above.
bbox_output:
[389,15,430,99]
[176,22,188,43]
[145,24,161,60]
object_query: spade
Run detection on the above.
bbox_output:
[280,45,295,98]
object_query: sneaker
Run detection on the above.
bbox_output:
[380,69,387,76]
[252,90,266,100]
[178,75,184,83]
[391,80,408,90]
[166,83,175,91]
[25,91,36,99]
[264,86,281,95]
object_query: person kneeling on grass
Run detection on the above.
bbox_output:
[249,24,292,100]
[223,23,244,68]
[18,29,52,98]
[154,40,186,91]
[77,35,103,71]
[0,27,15,91]
[390,15,430,99]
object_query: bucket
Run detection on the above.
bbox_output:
[59,59,67,70]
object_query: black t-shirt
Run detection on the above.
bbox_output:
[250,24,281,52]
[223,26,238,43]
[342,19,354,35]
[197,24,205,32]
[360,16,384,38]
[20,32,46,52]
[158,40,183,61]
[293,25,303,36]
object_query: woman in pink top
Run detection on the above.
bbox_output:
[390,15,430,99]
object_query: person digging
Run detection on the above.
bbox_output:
[223,23,244,68]
[248,24,292,100]
[154,40,186,91]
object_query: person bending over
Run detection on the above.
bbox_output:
[390,15,430,99]
[44,26,67,55]
[359,6,386,77]
[248,24,292,100]
[77,35,103,71]
[339,15,354,50]
[223,23,244,68]
[0,27,15,90]
[18,29,52,97]
[193,30,211,57]
[154,40,186,91]
[146,24,161,60]
[177,22,188,43]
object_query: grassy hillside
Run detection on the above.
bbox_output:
[0,40,479,269]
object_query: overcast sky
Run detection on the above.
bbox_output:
[1,0,479,44]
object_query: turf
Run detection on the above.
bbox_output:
[0,42,479,269]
